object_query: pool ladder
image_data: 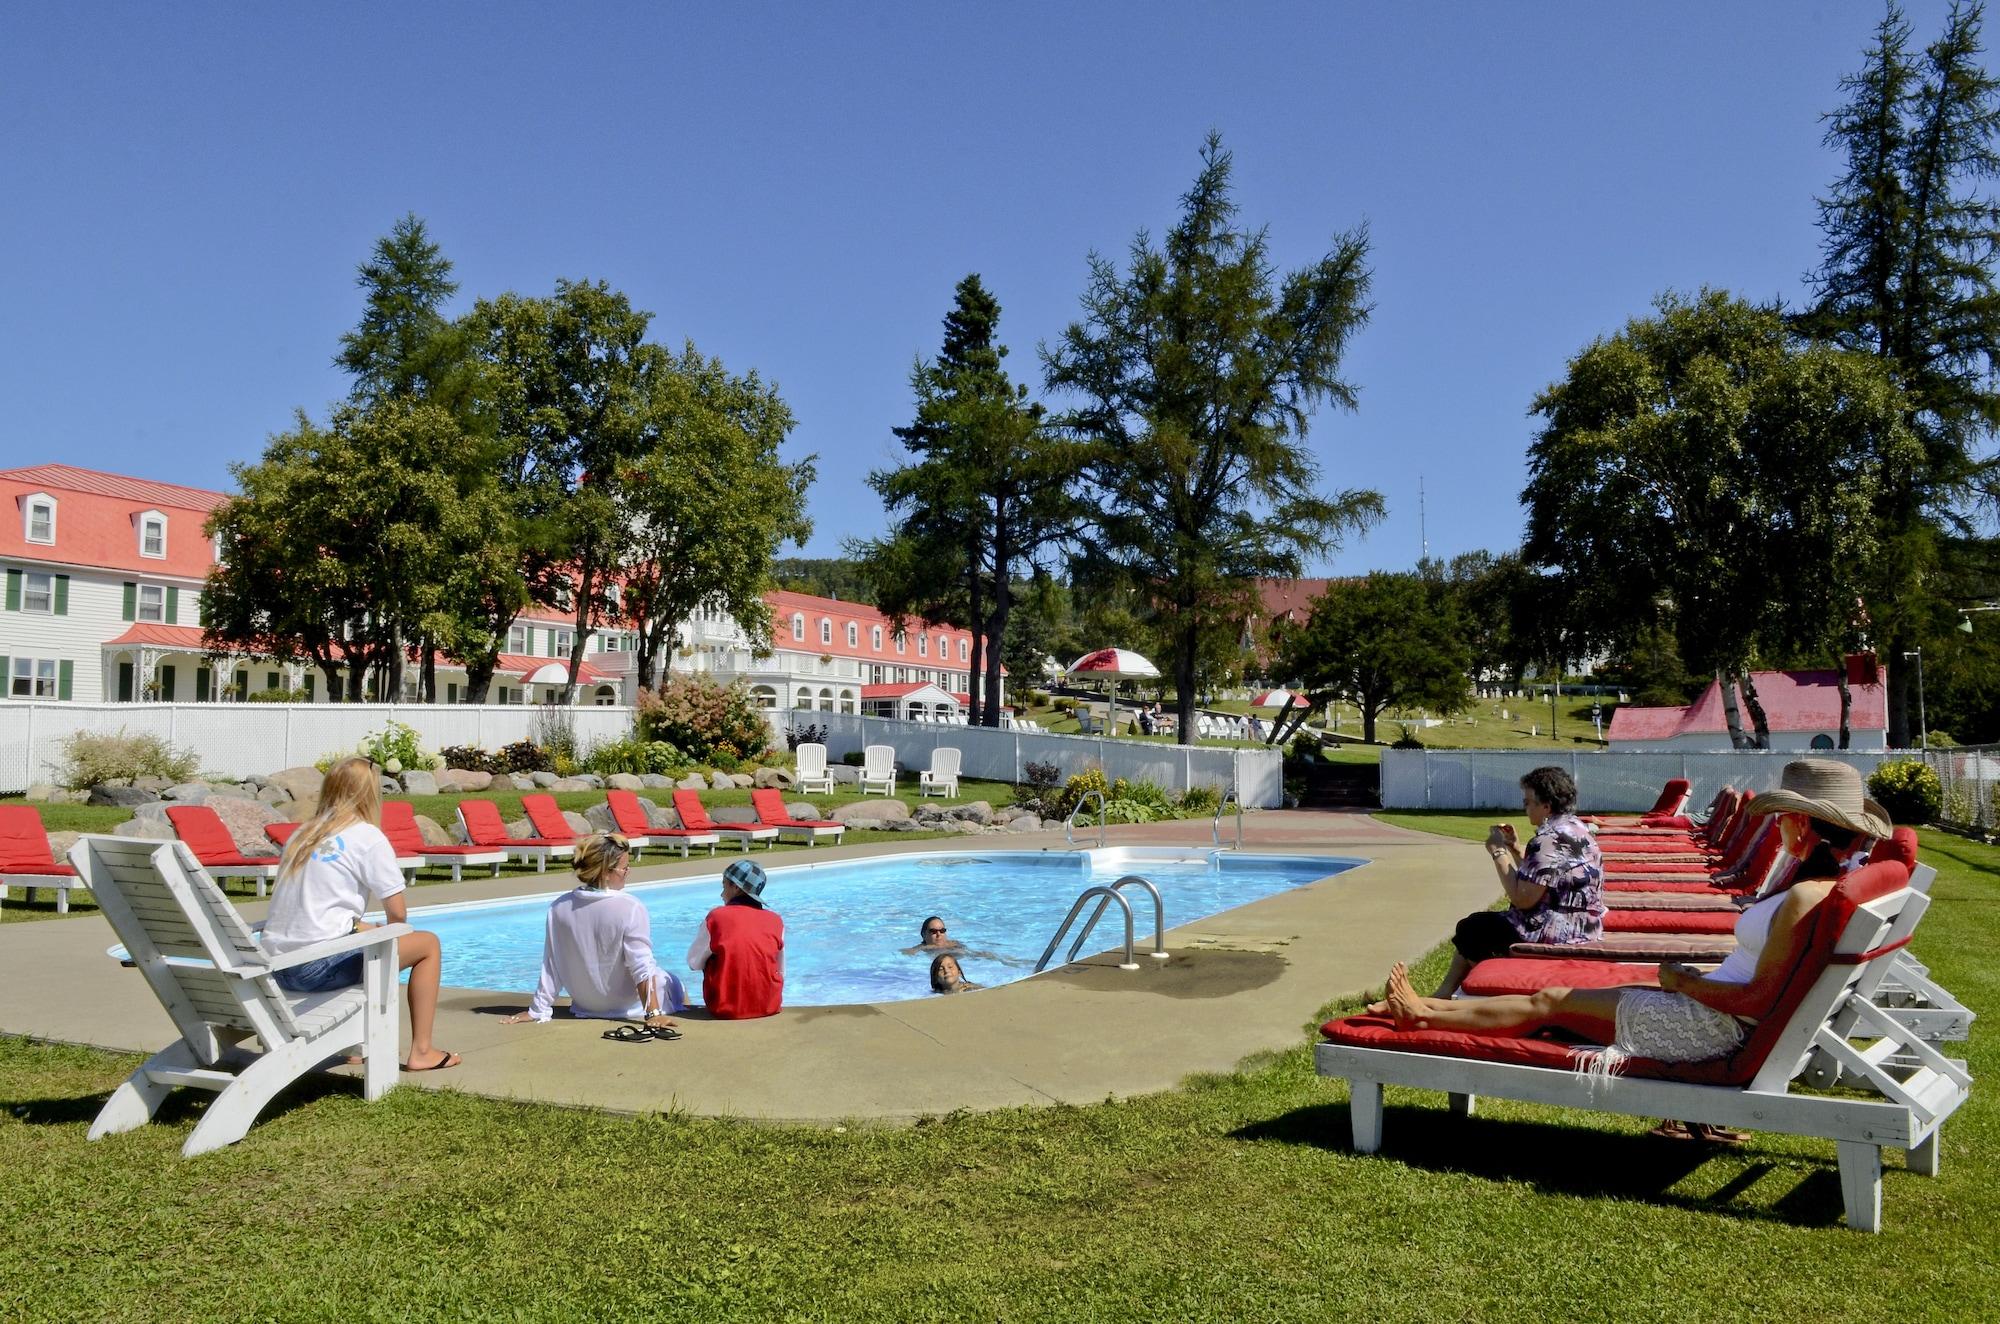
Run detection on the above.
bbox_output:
[1033,874,1169,972]
[1212,786,1242,849]
[1065,789,1108,847]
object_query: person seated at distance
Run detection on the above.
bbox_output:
[1434,765,1604,999]
[502,834,687,1032]
[929,953,980,994]
[259,757,458,1072]
[688,859,784,1019]
[1367,759,1892,1073]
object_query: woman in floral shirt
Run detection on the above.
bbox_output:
[1432,765,1604,998]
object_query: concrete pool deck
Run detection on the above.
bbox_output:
[0,810,1495,1124]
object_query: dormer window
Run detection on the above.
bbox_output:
[820,618,833,645]
[871,626,883,651]
[918,634,928,657]
[792,612,805,641]
[137,510,167,559]
[959,638,969,662]
[23,493,55,545]
[894,630,906,655]
[847,623,859,647]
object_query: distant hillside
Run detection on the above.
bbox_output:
[771,557,876,603]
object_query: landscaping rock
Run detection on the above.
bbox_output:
[730,774,755,789]
[399,769,439,796]
[782,801,821,822]
[1004,815,1050,833]
[457,770,493,792]
[505,817,535,840]
[640,800,682,830]
[831,799,911,826]
[583,802,620,834]
[549,777,594,792]
[23,783,59,802]
[711,806,760,824]
[130,802,170,822]
[46,829,80,859]
[561,811,593,836]
[162,782,212,804]
[530,771,559,788]
[267,767,326,804]
[709,772,734,791]
[378,777,400,797]
[574,774,604,789]
[949,800,994,825]
[677,774,710,791]
[256,785,292,808]
[111,817,177,842]
[753,767,793,790]
[606,773,645,792]
[413,814,454,847]
[829,766,861,785]
[508,773,538,792]
[637,773,674,789]
[208,798,285,857]
[88,785,158,808]
[208,783,254,801]
[133,776,173,793]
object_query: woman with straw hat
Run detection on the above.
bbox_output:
[1366,759,1892,1074]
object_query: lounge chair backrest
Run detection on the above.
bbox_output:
[458,799,511,846]
[796,744,828,779]
[672,790,716,831]
[520,794,576,842]
[1647,778,1691,816]
[930,747,961,778]
[166,805,245,862]
[864,745,894,777]
[265,823,300,847]
[750,789,790,824]
[70,836,300,1056]
[378,801,428,855]
[0,804,60,870]
[604,790,653,836]
[1869,827,1919,875]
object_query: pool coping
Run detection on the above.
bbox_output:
[0,811,1497,1125]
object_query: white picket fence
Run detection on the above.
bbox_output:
[0,701,1284,807]
[1380,748,1897,811]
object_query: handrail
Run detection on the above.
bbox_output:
[1212,786,1243,849]
[1065,789,1108,847]
[1034,884,1141,972]
[1066,874,1169,966]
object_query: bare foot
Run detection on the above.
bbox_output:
[1386,963,1429,1031]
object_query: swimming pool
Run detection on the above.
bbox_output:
[415,847,1362,1007]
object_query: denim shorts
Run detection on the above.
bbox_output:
[274,950,364,993]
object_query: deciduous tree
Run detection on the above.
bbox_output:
[1276,573,1472,744]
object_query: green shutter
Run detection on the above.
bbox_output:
[121,582,136,621]
[53,575,68,616]
[0,657,9,695]
[3,569,18,612]
[191,592,201,627]
[165,587,179,625]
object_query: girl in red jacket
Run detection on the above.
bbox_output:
[687,858,784,1018]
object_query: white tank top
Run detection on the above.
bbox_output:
[1707,889,1785,986]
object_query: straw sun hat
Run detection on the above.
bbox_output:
[1746,759,1893,838]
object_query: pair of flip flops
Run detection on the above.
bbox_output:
[603,1022,681,1043]
[1648,1119,1750,1146]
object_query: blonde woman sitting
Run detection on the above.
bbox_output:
[503,834,687,1036]
[259,757,458,1072]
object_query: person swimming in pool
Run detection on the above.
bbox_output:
[929,953,980,994]
[901,915,1025,965]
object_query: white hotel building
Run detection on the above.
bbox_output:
[1,464,996,717]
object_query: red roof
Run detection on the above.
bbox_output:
[0,464,229,513]
[1257,578,1338,626]
[1,466,226,580]
[1607,669,1888,742]
[494,652,610,684]
[103,624,211,649]
[860,682,960,701]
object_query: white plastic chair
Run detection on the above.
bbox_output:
[860,744,897,795]
[795,743,834,795]
[920,747,961,797]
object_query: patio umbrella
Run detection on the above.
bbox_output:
[1251,688,1296,709]
[1065,648,1161,735]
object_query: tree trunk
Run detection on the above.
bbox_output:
[316,657,343,704]
[1835,656,1853,749]
[345,645,368,702]
[1361,697,1379,745]
[1716,670,1751,749]
[563,563,595,706]
[421,644,436,704]
[385,625,404,703]
[964,565,985,728]
[1738,669,1772,748]
[1175,619,1200,745]
[466,656,496,705]
[983,579,1012,729]
[634,612,667,692]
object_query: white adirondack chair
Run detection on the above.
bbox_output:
[920,747,962,797]
[74,836,408,1158]
[794,742,835,795]
[860,744,897,795]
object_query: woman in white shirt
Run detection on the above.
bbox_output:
[502,834,686,1036]
[261,758,458,1072]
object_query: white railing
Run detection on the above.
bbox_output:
[1380,748,1898,812]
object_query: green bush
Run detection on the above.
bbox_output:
[1052,768,1110,821]
[1110,777,1176,815]
[1868,760,1943,826]
[637,674,773,763]
[55,728,200,789]
[245,686,311,703]
[357,720,432,775]
[1390,723,1424,749]
[1178,784,1223,816]
[439,744,504,774]
[1016,759,1063,815]
[499,740,551,773]
[586,737,687,777]
[1101,798,1160,824]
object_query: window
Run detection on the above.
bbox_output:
[871,625,883,651]
[601,633,624,653]
[959,638,969,662]
[507,623,530,654]
[937,634,948,658]
[24,496,55,544]
[10,658,57,698]
[212,533,224,564]
[820,618,833,645]
[553,630,574,657]
[21,572,52,614]
[846,623,859,647]
[792,612,805,641]
[138,511,166,559]
[895,631,906,655]
[918,633,928,657]
[137,585,165,623]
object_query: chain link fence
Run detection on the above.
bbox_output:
[1918,744,2000,832]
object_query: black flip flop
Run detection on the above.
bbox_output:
[649,1024,682,1041]
[602,1023,653,1043]
[402,1050,461,1072]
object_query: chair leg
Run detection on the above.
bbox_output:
[57,886,70,915]
[89,1039,207,1140]
[183,1032,326,1157]
[1349,1079,1384,1153]
[361,950,400,1101]
[1837,1140,1883,1232]
[1908,1129,1941,1178]
[1448,1091,1476,1118]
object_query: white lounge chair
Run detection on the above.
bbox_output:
[1316,860,1970,1232]
[795,743,835,795]
[73,836,407,1158]
[860,744,897,796]
[920,748,961,798]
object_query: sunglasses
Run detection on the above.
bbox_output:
[924,926,947,937]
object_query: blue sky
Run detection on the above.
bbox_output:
[2,3,1982,574]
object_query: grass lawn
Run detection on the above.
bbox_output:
[0,779,1025,925]
[0,818,1992,1319]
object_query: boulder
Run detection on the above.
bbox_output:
[782,801,822,822]
[1004,815,1051,833]
[378,777,400,797]
[753,767,793,790]
[677,774,710,791]
[458,770,494,792]
[709,772,734,791]
[46,829,80,859]
[583,802,620,834]
[133,776,173,793]
[130,802,171,822]
[505,817,535,840]
[433,768,467,792]
[207,797,285,857]
[111,817,177,842]
[556,811,589,836]
[949,800,994,825]
[399,769,439,796]
[549,777,595,792]
[413,814,455,847]
[530,771,559,788]
[88,785,158,808]
[161,782,211,804]
[828,765,861,785]
[23,783,59,802]
[508,773,538,792]
[208,783,255,801]
[606,773,645,792]
[711,806,760,824]
[638,773,674,789]
[267,767,326,804]
[641,799,682,830]
[256,785,293,807]
[730,774,755,789]
[574,774,605,789]
[832,799,911,826]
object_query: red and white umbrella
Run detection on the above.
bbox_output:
[1066,649,1160,735]
[1252,688,1297,709]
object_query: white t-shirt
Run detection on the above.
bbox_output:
[527,888,674,1021]
[261,821,407,956]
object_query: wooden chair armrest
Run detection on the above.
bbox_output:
[255,923,413,974]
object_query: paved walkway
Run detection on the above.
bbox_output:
[0,811,1493,1123]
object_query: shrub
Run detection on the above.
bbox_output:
[1178,784,1223,816]
[1017,759,1063,814]
[1101,798,1160,824]
[1052,768,1110,821]
[587,737,687,777]
[357,720,430,775]
[1868,760,1942,826]
[440,745,504,774]
[55,727,200,788]
[531,706,579,769]
[787,722,829,751]
[245,686,311,703]
[1390,723,1424,749]
[499,740,551,773]
[637,674,774,763]
[1110,777,1175,815]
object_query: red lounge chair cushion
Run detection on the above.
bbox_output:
[0,805,68,872]
[1604,908,1738,934]
[378,802,428,855]
[520,794,578,843]
[603,790,656,836]
[1460,958,1663,998]
[1871,828,1918,874]
[1605,878,1731,893]
[166,805,273,866]
[1648,778,1691,814]
[1602,841,1716,856]
[265,822,300,847]
[672,790,718,832]
[1512,934,1738,961]
[1640,814,1696,831]
[1604,891,1739,912]
[458,800,547,847]
[1606,860,1713,874]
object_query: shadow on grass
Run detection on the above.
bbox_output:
[1233,1101,1846,1228]
[4,1060,365,1133]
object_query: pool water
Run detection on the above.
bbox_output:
[414,848,1361,1007]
